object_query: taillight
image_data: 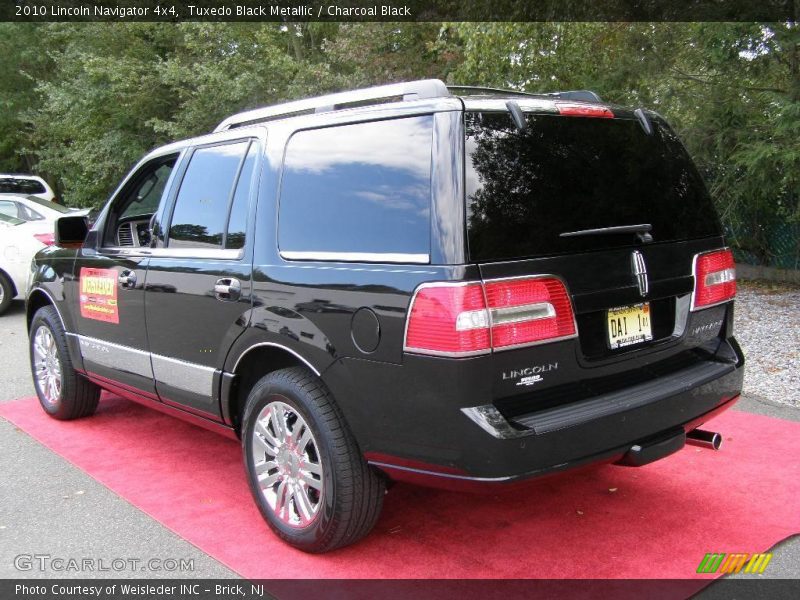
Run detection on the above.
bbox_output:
[33,233,56,246]
[555,102,614,118]
[404,277,577,357]
[404,283,491,357]
[485,278,577,348]
[692,249,736,311]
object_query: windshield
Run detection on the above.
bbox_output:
[23,195,72,214]
[121,162,173,218]
[464,111,720,261]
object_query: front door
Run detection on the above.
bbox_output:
[74,153,181,396]
[144,135,262,419]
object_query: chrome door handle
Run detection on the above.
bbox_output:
[118,270,137,289]
[214,278,241,301]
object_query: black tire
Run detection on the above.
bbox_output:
[29,305,100,420]
[0,271,13,316]
[242,367,385,553]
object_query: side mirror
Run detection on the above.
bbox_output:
[55,215,89,246]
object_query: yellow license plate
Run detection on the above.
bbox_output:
[607,303,653,349]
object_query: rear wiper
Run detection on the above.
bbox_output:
[560,224,653,243]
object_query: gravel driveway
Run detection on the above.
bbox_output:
[735,281,800,407]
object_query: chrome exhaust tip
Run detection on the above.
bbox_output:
[686,429,722,450]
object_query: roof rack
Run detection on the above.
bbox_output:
[447,85,539,98]
[448,85,602,103]
[213,79,450,132]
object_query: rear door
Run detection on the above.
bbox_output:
[144,131,264,419]
[463,107,726,406]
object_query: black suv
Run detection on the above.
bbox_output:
[27,80,744,552]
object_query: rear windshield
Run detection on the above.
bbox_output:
[465,112,720,261]
[0,178,46,195]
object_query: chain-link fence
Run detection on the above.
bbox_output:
[727,222,800,271]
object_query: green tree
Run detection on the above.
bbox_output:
[0,23,52,174]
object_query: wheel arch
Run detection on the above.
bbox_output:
[0,266,19,298]
[225,342,324,436]
[26,287,64,332]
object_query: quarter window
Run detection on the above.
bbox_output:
[18,204,44,220]
[168,141,251,250]
[278,116,433,262]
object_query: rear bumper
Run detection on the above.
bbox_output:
[326,337,744,489]
[368,394,740,490]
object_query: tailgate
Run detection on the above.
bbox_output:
[463,104,733,413]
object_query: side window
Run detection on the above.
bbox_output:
[19,204,44,221]
[225,142,258,250]
[104,155,178,247]
[278,116,433,262]
[0,201,17,219]
[167,141,251,250]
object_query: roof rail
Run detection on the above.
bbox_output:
[448,85,603,104]
[447,85,539,98]
[213,79,450,132]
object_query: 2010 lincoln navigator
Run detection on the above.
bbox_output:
[27,80,744,552]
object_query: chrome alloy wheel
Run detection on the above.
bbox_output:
[33,325,62,406]
[251,400,324,528]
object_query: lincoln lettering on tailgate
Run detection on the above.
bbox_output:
[79,267,119,324]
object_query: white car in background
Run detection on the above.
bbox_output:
[0,174,56,202]
[0,193,89,225]
[0,213,53,315]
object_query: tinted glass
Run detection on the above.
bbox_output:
[122,162,175,218]
[0,178,46,194]
[225,142,257,250]
[465,112,721,261]
[279,116,433,259]
[169,141,249,249]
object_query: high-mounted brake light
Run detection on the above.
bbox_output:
[404,277,577,357]
[692,249,736,311]
[555,102,614,118]
[33,233,56,246]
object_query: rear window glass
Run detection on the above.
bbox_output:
[465,112,720,261]
[278,115,433,262]
[0,178,46,195]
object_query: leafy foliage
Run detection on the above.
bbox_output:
[0,22,796,265]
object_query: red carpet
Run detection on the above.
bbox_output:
[1,395,798,581]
